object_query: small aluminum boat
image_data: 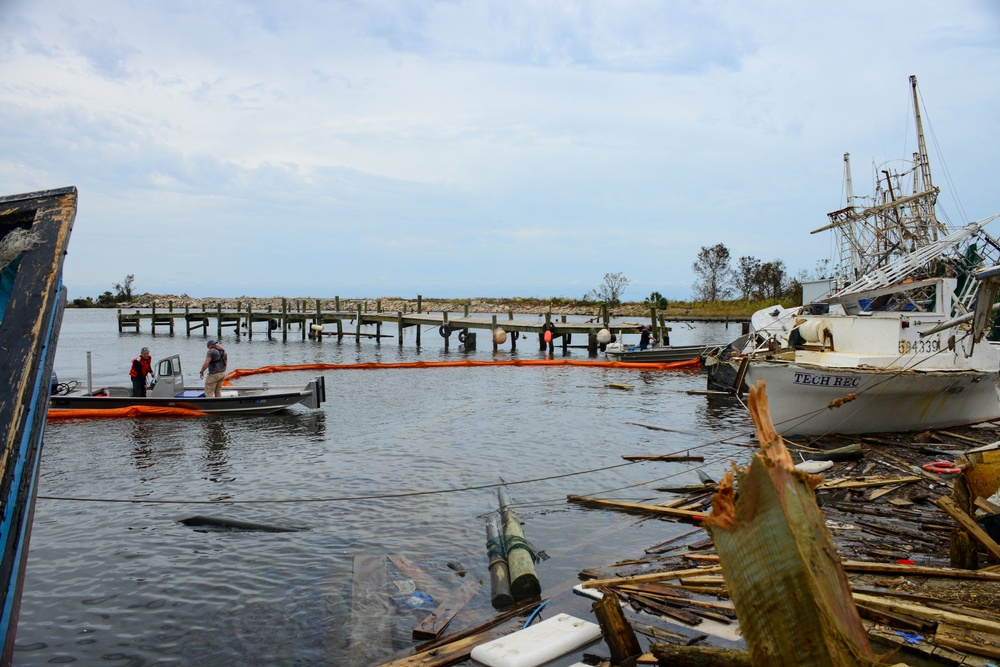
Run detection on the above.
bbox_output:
[50,354,326,415]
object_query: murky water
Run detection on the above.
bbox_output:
[15,309,753,665]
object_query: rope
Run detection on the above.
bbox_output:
[36,460,637,505]
[0,228,42,272]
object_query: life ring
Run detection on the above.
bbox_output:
[512,331,520,341]
[543,321,555,332]
[458,330,467,343]
[268,318,278,331]
[922,460,963,474]
[439,325,452,338]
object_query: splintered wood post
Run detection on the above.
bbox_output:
[702,381,878,666]
[486,514,514,608]
[592,589,642,664]
[498,487,540,599]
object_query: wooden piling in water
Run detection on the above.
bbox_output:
[497,487,540,599]
[486,514,514,608]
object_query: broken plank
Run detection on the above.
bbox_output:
[567,494,705,520]
[412,580,481,640]
[817,476,921,490]
[580,565,724,589]
[629,594,703,625]
[975,496,1000,515]
[853,593,1000,635]
[866,483,904,501]
[842,560,1000,581]
[934,621,1000,660]
[937,430,992,446]
[935,495,1000,562]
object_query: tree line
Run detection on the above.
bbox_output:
[71,274,135,307]
[692,243,822,303]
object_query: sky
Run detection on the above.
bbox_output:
[2,1,999,302]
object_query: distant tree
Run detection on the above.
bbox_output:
[644,291,669,310]
[692,243,733,302]
[113,274,135,302]
[735,256,761,301]
[70,296,96,308]
[755,260,789,300]
[811,258,831,280]
[96,291,116,305]
[587,272,630,306]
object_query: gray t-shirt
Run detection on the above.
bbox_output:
[207,346,227,374]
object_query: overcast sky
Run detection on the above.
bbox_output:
[2,1,998,302]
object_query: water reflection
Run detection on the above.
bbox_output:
[129,420,158,471]
[695,393,751,433]
[203,419,232,483]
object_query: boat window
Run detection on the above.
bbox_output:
[157,359,172,376]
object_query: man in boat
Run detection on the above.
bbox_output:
[639,325,656,350]
[200,340,228,398]
[129,346,154,397]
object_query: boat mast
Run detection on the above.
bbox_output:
[841,153,862,280]
[911,75,934,195]
[814,76,945,279]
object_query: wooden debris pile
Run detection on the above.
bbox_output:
[567,384,1000,666]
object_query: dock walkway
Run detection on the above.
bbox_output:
[116,297,747,355]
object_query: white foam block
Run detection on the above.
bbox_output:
[470,613,602,667]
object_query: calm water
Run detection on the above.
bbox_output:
[15,309,753,666]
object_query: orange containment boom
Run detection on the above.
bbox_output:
[47,406,207,420]
[224,357,700,381]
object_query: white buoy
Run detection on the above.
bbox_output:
[310,324,324,332]
[493,327,507,344]
[597,328,612,344]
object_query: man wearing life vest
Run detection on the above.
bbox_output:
[129,346,154,397]
[200,340,228,398]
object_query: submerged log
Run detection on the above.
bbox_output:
[702,381,879,666]
[498,487,540,599]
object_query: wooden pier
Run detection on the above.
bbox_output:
[116,296,747,355]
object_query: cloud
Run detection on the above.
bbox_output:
[1,0,998,301]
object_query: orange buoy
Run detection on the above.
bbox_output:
[543,330,552,343]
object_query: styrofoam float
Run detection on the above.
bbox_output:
[470,613,602,667]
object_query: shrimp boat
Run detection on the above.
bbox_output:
[49,354,326,416]
[0,187,76,665]
[735,76,1000,435]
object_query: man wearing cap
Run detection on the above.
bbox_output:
[639,325,656,350]
[200,340,228,398]
[129,346,154,397]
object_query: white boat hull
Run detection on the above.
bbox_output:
[746,361,1000,435]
